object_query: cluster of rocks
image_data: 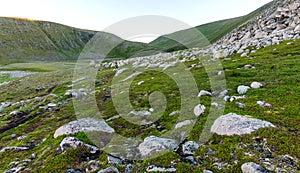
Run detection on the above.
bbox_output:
[211,0,300,58]
[0,71,37,78]
[102,48,205,69]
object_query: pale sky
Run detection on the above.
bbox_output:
[0,0,273,42]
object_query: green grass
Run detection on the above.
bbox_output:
[0,39,299,172]
[148,1,275,52]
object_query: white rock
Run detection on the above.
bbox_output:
[59,137,99,154]
[236,102,246,108]
[98,166,119,173]
[115,68,128,76]
[169,111,179,116]
[294,25,300,32]
[130,110,152,116]
[194,104,206,117]
[257,101,272,108]
[4,166,25,173]
[198,90,212,97]
[54,118,115,138]
[250,82,263,89]
[137,81,144,86]
[230,95,246,102]
[138,136,178,157]
[241,162,267,173]
[0,146,29,152]
[218,90,229,98]
[146,165,176,172]
[211,113,275,136]
[237,85,251,94]
[47,103,57,107]
[175,120,192,129]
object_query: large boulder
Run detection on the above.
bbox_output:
[241,162,268,173]
[211,113,275,136]
[54,118,115,138]
[138,136,178,157]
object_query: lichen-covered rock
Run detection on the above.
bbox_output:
[138,136,178,157]
[241,162,268,173]
[98,166,119,173]
[54,118,114,138]
[194,104,206,117]
[58,137,99,154]
[211,113,275,136]
[182,141,200,155]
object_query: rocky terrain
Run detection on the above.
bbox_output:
[211,0,300,58]
[0,0,300,172]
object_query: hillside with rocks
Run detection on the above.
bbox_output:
[0,0,300,173]
[210,0,300,58]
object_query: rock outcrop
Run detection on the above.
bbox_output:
[210,0,300,58]
[211,113,275,136]
[54,118,115,138]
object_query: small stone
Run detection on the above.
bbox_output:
[203,170,214,173]
[194,104,206,117]
[237,85,251,94]
[0,146,29,152]
[66,169,82,173]
[17,135,26,141]
[125,164,134,173]
[98,166,119,173]
[250,82,263,89]
[184,156,197,165]
[257,101,272,108]
[107,154,123,165]
[198,90,212,97]
[206,148,216,155]
[169,111,179,116]
[241,162,267,173]
[182,141,200,155]
[294,25,300,32]
[236,102,246,108]
[146,165,176,172]
[4,166,25,173]
[10,134,17,139]
[218,90,229,98]
[230,95,246,102]
[137,81,144,86]
[47,103,57,107]
[175,120,192,129]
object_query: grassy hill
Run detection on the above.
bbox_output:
[0,17,152,64]
[148,1,276,52]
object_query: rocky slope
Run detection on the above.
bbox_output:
[0,0,300,172]
[210,0,300,58]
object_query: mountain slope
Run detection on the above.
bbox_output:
[148,0,276,52]
[0,17,150,64]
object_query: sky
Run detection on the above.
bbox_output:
[0,0,273,42]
